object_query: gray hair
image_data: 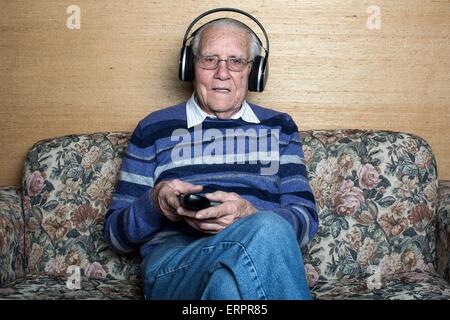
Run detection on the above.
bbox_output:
[191,18,261,60]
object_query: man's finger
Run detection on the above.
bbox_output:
[177,206,199,218]
[205,191,240,203]
[194,202,236,220]
[185,217,223,234]
[194,205,222,220]
[197,217,231,227]
[204,190,230,202]
[170,179,203,195]
[184,217,202,231]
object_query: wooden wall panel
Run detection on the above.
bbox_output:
[1,0,449,186]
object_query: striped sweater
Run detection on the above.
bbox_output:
[104,101,318,258]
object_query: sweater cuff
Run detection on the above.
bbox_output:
[135,189,166,229]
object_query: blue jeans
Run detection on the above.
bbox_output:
[141,211,311,300]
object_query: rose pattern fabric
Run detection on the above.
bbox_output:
[331,180,365,216]
[311,271,450,300]
[0,187,25,286]
[26,172,45,197]
[301,130,448,297]
[0,274,142,300]
[85,262,107,279]
[20,132,141,282]
[358,164,381,190]
[1,129,449,299]
[436,180,450,283]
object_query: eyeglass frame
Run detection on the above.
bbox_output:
[194,55,254,72]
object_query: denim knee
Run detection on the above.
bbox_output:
[237,211,298,247]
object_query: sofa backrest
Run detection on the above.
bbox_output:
[21,132,140,280]
[21,129,439,285]
[300,130,438,284]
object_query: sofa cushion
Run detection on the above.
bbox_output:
[436,180,450,282]
[301,130,439,284]
[0,187,25,286]
[21,132,140,281]
[311,271,450,300]
[0,274,142,300]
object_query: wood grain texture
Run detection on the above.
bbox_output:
[1,0,449,185]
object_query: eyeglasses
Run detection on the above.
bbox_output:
[195,55,253,72]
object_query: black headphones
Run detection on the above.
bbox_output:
[178,8,270,92]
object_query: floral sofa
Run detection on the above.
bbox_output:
[0,129,449,299]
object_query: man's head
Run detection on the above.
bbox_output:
[191,19,261,119]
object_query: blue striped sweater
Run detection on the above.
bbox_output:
[104,102,318,258]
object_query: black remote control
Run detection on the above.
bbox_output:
[179,194,221,211]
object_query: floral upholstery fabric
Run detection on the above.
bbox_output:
[21,132,141,282]
[1,129,448,299]
[311,271,450,300]
[437,180,450,283]
[300,130,440,288]
[0,274,142,300]
[0,186,25,286]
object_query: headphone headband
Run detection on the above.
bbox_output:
[179,8,269,92]
[182,7,269,58]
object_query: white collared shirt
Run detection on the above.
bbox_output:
[186,93,260,128]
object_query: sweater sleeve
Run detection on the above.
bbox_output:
[103,121,165,253]
[270,115,318,247]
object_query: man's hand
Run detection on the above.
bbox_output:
[152,179,203,222]
[177,191,257,234]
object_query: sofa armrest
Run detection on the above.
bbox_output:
[0,186,25,286]
[436,180,450,283]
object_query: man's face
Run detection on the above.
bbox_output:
[194,27,252,119]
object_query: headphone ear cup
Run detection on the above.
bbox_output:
[179,45,195,81]
[248,55,268,92]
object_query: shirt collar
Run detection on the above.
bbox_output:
[186,93,260,128]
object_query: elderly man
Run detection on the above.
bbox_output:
[104,14,318,300]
